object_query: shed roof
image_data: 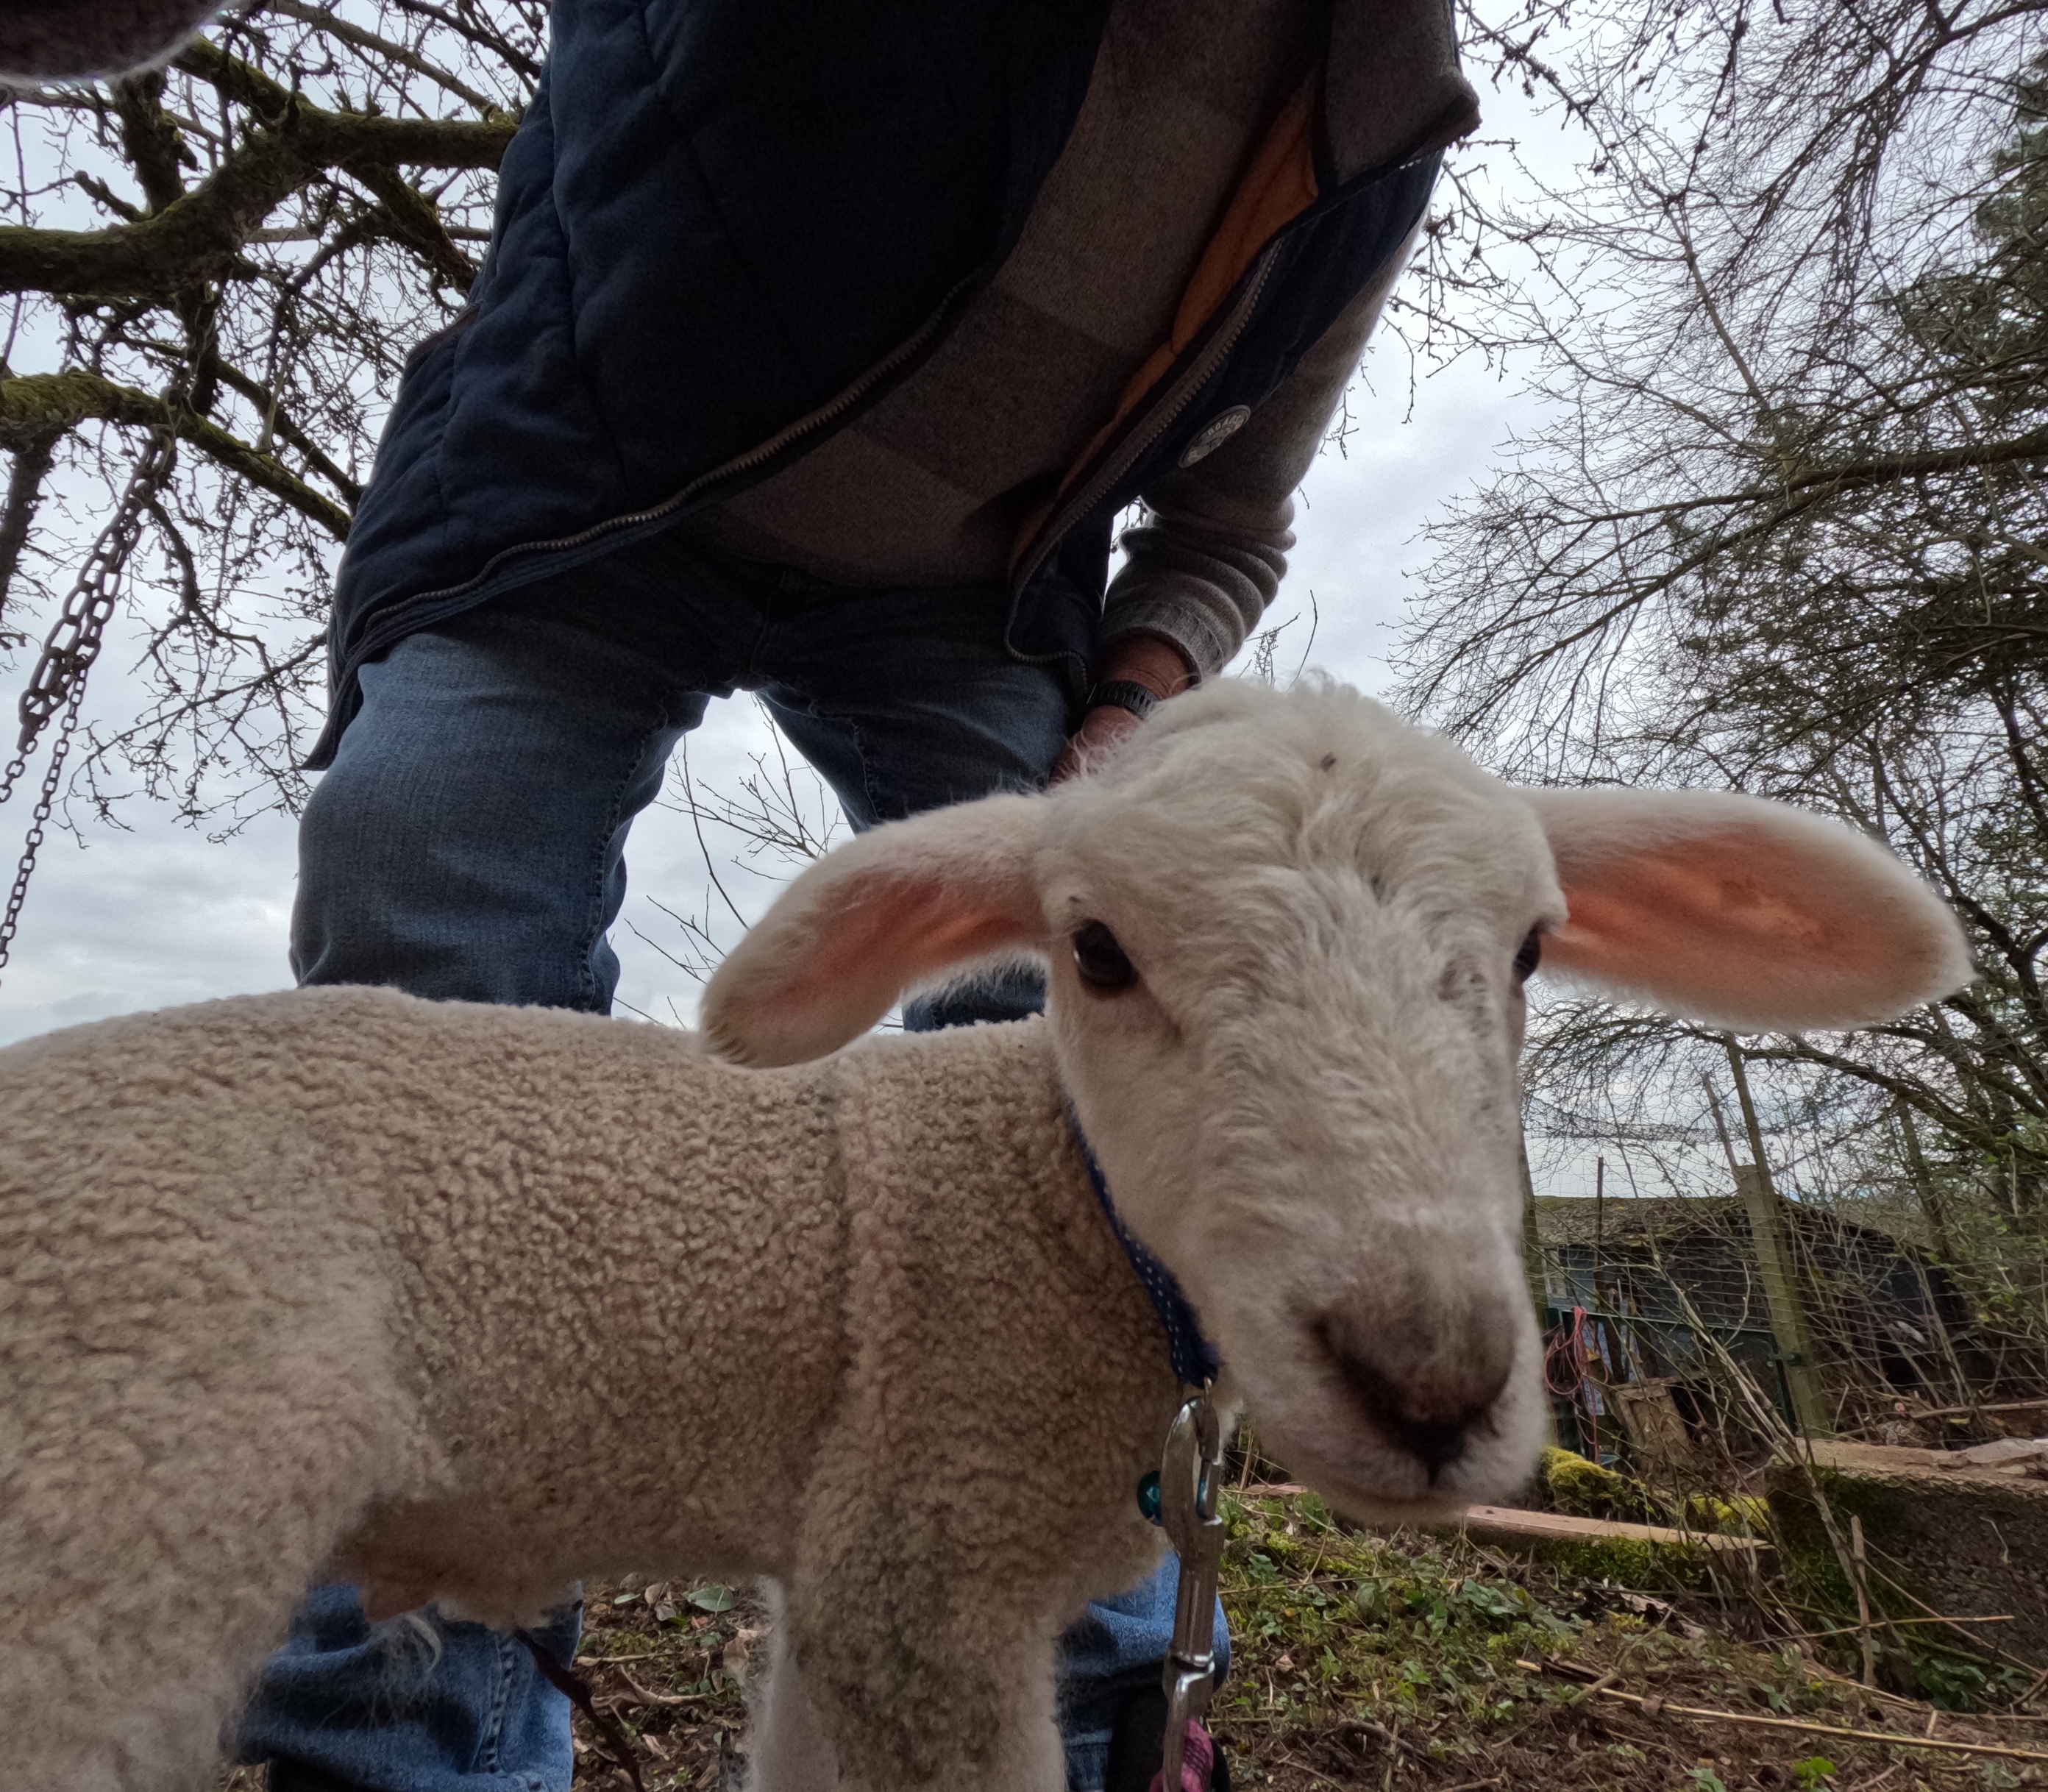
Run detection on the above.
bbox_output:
[1532,1195,1740,1248]
[1532,1195,1906,1251]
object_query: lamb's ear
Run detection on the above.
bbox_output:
[702,793,1050,1067]
[1523,788,1971,1030]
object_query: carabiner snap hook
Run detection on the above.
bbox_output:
[1157,1390,1226,1791]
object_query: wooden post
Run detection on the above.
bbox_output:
[1849,1515,1877,1687]
[1594,1154,1606,1262]
[1518,1127,1562,1448]
[1710,1042,1831,1437]
[1518,1126,1549,1318]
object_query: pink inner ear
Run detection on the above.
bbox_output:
[1548,828,1877,996]
[754,874,1042,1037]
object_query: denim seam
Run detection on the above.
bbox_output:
[775,676,878,825]
[742,564,800,687]
[472,1629,520,1773]
[573,715,672,1010]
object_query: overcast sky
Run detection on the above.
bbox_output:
[0,74,1577,1087]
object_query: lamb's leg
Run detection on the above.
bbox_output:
[766,1576,1066,1792]
[1,1324,419,1792]
[744,1585,841,1792]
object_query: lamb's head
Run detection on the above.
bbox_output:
[703,681,1969,1520]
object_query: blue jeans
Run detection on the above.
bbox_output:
[245,533,1222,1790]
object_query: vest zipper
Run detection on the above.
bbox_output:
[380,269,985,621]
[1007,241,1282,611]
[1003,139,1452,626]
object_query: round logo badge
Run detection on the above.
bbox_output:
[1177,405,1252,468]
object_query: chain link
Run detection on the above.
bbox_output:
[0,435,176,982]
[0,675,89,975]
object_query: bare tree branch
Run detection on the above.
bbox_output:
[0,370,349,536]
[0,58,511,299]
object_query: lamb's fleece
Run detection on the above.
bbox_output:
[1,994,1169,1792]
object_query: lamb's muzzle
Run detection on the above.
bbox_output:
[1318,1309,1515,1484]
[1,680,1971,1792]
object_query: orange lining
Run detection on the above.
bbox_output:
[1162,75,1321,371]
[1010,68,1323,564]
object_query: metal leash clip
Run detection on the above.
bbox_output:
[1158,1390,1226,1792]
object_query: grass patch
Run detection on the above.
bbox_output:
[1210,1490,2043,1792]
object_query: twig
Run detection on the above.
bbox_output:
[1801,1657,1935,1713]
[678,734,747,930]
[1272,1750,1354,1792]
[1339,1718,1432,1761]
[1849,1515,1877,1686]
[1514,1661,2048,1763]
[1857,1557,2042,1672]
[611,1664,724,1708]
[518,1629,645,1792]
[1902,1398,2048,1422]
[1779,1614,2015,1645]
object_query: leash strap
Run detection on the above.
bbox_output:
[516,1619,646,1792]
[1074,1122,1222,1391]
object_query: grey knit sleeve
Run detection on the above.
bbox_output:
[1102,227,1418,680]
[0,1,221,82]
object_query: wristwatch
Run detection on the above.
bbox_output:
[1085,679,1161,721]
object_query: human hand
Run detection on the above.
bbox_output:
[1052,704,1146,783]
[1050,633,1196,785]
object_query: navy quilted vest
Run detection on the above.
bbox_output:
[312,0,1459,764]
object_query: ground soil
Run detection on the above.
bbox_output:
[218,1486,2048,1792]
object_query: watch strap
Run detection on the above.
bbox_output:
[1085,679,1161,721]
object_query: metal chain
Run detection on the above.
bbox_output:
[0,435,176,981]
[0,675,90,976]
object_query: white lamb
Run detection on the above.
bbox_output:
[0,682,1966,1792]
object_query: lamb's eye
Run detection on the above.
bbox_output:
[1072,921,1139,992]
[1512,928,1543,983]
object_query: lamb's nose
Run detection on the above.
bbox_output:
[1320,1320,1512,1482]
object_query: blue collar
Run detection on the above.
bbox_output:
[1075,1123,1221,1390]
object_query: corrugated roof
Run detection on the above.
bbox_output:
[1532,1195,1742,1248]
[1532,1195,1905,1250]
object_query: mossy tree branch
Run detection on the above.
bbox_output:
[0,48,515,301]
[203,359,364,506]
[0,371,352,538]
[0,2,550,818]
[0,427,60,627]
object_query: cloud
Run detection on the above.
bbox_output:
[0,807,297,1045]
[1287,351,1536,696]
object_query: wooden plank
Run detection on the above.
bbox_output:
[1608,1379,1699,1482]
[1233,1485,1766,1557]
[1457,1504,1765,1553]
